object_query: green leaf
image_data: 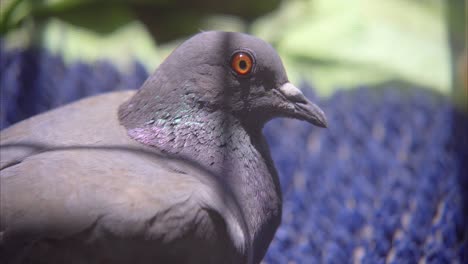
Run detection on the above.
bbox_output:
[253,0,451,96]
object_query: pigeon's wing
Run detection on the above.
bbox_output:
[1,145,249,263]
[0,93,250,264]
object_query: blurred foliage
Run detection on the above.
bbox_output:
[252,0,451,95]
[1,0,133,35]
[0,0,465,98]
[0,0,279,39]
[446,0,467,110]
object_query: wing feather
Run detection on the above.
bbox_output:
[0,92,250,263]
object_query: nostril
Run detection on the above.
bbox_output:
[279,83,307,103]
[289,92,307,104]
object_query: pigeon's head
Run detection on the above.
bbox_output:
[147,31,327,128]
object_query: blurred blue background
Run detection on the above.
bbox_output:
[0,0,467,263]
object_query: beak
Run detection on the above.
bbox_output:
[278,82,328,128]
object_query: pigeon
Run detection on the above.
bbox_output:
[0,31,327,264]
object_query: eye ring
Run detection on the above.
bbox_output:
[231,51,253,75]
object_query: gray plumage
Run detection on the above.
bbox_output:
[0,31,326,264]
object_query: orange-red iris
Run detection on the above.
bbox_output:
[231,52,253,75]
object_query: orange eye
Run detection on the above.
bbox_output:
[231,52,253,75]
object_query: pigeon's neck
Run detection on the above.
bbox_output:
[119,103,281,260]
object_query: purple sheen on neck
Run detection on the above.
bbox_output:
[128,125,174,148]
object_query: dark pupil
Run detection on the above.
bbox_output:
[239,60,247,70]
